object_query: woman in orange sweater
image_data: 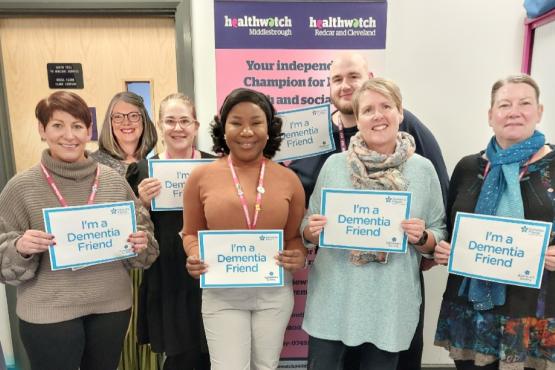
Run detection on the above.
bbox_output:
[183,88,306,370]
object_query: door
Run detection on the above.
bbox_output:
[0,16,178,172]
[0,15,179,369]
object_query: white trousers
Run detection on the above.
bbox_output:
[202,283,294,370]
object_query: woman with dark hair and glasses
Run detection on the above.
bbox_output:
[126,93,214,370]
[0,91,158,370]
[183,88,306,370]
[91,91,159,370]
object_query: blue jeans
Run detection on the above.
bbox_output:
[308,335,399,370]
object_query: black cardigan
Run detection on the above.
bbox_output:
[126,151,215,356]
[442,147,555,317]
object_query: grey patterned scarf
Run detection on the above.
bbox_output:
[347,131,415,265]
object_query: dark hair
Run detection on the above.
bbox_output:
[211,88,282,158]
[98,91,158,161]
[35,91,92,128]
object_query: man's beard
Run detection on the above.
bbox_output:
[331,96,354,115]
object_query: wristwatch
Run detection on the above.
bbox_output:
[415,230,429,246]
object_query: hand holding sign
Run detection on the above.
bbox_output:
[400,218,426,244]
[128,230,149,254]
[434,240,451,265]
[137,178,162,209]
[186,255,208,279]
[275,249,306,273]
[545,246,555,271]
[303,214,327,245]
[16,229,55,257]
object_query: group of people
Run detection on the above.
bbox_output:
[0,50,554,370]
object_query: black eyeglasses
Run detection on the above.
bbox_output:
[111,112,142,124]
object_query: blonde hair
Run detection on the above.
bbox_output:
[98,91,157,160]
[158,93,197,122]
[490,74,540,108]
[352,78,402,120]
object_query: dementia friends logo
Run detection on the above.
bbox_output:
[264,270,279,282]
[385,196,407,206]
[259,234,279,241]
[521,225,545,237]
[224,15,293,36]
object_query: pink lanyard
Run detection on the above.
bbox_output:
[483,162,528,180]
[337,115,347,152]
[227,155,266,230]
[165,146,196,159]
[40,163,100,207]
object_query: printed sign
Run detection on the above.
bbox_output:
[148,159,215,211]
[449,212,552,288]
[199,230,284,288]
[273,104,334,161]
[320,188,411,253]
[43,201,137,270]
[47,63,84,89]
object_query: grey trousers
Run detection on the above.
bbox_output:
[202,283,294,370]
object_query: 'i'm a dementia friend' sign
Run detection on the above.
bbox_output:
[148,159,215,211]
[199,230,284,288]
[43,201,137,270]
[319,188,411,253]
[449,212,552,288]
[273,104,334,162]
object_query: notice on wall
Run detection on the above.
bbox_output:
[47,63,84,89]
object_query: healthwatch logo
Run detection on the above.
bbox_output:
[224,15,292,28]
[308,16,376,29]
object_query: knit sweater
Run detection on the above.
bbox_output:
[0,150,159,324]
[301,152,446,351]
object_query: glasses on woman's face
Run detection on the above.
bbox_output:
[111,112,142,124]
[162,118,196,129]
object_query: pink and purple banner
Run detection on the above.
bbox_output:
[214,1,387,367]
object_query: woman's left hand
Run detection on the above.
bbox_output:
[401,218,426,245]
[545,245,555,271]
[128,231,148,254]
[275,249,306,274]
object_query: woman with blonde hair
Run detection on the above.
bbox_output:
[126,93,214,370]
[302,78,446,369]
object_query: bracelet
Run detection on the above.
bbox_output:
[415,230,429,247]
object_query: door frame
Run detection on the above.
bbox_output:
[0,2,193,369]
[0,0,194,187]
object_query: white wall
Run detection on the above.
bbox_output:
[531,20,555,143]
[386,0,527,365]
[191,0,527,365]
